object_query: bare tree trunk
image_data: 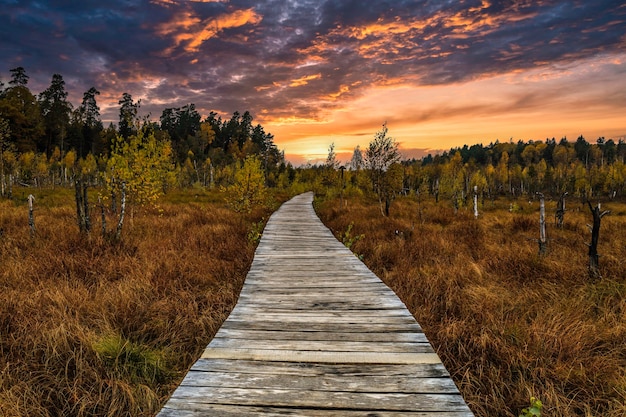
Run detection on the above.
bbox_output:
[28,194,35,237]
[587,201,610,279]
[74,176,91,233]
[452,191,459,214]
[473,185,479,219]
[83,179,90,232]
[555,192,567,228]
[115,182,126,240]
[416,191,423,225]
[99,196,107,236]
[538,192,547,255]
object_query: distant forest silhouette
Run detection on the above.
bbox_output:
[1,67,625,201]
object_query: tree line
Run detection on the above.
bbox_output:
[303,128,626,220]
[0,67,286,197]
[403,136,626,206]
[2,66,625,218]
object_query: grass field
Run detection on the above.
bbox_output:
[2,187,624,416]
[0,187,280,416]
[316,194,626,417]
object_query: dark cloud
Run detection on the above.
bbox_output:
[0,0,624,124]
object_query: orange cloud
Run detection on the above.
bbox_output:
[157,8,262,53]
[156,11,200,36]
[151,0,227,6]
[443,4,538,35]
[328,85,350,99]
[348,17,423,39]
[289,73,321,87]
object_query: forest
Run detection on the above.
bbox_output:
[0,67,286,197]
[1,67,626,417]
[2,66,626,208]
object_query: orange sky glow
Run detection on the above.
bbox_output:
[3,1,625,166]
[265,53,626,166]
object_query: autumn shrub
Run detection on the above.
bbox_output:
[316,194,626,417]
[0,187,280,416]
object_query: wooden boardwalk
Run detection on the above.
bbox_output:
[158,192,474,416]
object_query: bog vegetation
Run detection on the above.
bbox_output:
[1,66,626,416]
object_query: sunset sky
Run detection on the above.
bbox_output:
[1,0,625,165]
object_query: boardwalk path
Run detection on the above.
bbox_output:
[158,192,474,416]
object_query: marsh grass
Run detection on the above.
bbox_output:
[317,195,626,417]
[0,187,276,416]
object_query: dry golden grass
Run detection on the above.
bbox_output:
[317,195,626,417]
[0,187,279,416]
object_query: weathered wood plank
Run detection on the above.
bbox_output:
[200,348,441,364]
[226,309,415,318]
[163,388,469,412]
[207,338,434,353]
[179,370,458,393]
[220,320,423,333]
[159,404,474,417]
[212,329,428,342]
[189,358,451,378]
[157,192,473,416]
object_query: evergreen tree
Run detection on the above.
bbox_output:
[38,74,72,155]
[9,67,29,87]
[0,68,43,153]
[118,93,139,139]
[78,87,104,156]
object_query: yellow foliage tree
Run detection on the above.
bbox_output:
[105,131,173,238]
[223,155,266,214]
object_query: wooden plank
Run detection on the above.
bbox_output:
[189,358,451,378]
[200,348,441,364]
[157,192,473,416]
[222,315,420,327]
[162,388,469,412]
[179,370,460,393]
[207,338,434,353]
[160,405,475,417]
[189,358,450,375]
[211,329,428,342]
[220,320,423,333]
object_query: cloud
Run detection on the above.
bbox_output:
[0,0,625,163]
[157,7,263,54]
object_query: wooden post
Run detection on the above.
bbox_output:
[28,194,35,237]
[537,192,547,255]
[587,201,610,279]
[473,185,478,219]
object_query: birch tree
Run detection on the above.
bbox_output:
[105,130,173,238]
[365,123,400,216]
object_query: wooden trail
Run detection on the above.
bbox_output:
[158,192,474,416]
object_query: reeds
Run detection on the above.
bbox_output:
[0,189,271,416]
[317,195,626,417]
